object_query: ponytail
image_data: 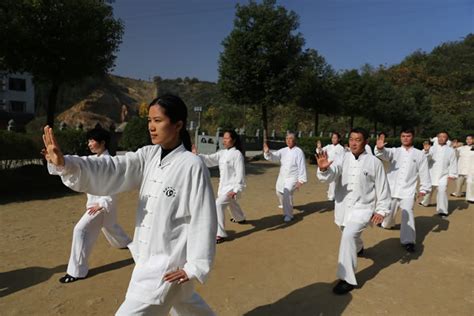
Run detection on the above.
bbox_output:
[180,128,192,151]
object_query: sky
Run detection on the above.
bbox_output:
[111,0,473,82]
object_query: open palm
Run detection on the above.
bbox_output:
[315,151,332,170]
[42,126,65,166]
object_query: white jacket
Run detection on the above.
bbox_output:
[198,147,246,196]
[84,150,115,214]
[49,144,217,305]
[317,151,391,226]
[456,145,474,176]
[322,144,345,161]
[374,146,431,199]
[425,144,458,185]
[264,146,307,192]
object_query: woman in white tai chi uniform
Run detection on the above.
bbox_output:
[51,128,131,283]
[316,128,391,295]
[320,132,345,201]
[451,135,473,197]
[43,94,217,315]
[263,133,307,222]
[194,130,247,244]
[374,128,431,252]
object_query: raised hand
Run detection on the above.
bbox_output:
[316,140,322,153]
[423,141,431,152]
[191,144,198,155]
[376,134,387,150]
[315,150,332,171]
[263,142,269,153]
[42,126,65,166]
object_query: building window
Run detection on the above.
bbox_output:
[10,101,26,112]
[9,78,26,91]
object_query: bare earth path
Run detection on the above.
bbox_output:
[1,160,473,315]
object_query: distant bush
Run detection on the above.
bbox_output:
[0,131,41,166]
[54,129,89,155]
[119,116,151,151]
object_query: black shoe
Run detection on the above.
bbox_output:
[59,274,85,284]
[403,243,415,253]
[437,213,448,218]
[230,218,246,224]
[333,280,355,295]
[216,236,227,244]
[418,202,428,207]
[357,247,364,257]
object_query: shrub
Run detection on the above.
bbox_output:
[119,116,151,151]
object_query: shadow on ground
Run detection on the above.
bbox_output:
[0,257,134,297]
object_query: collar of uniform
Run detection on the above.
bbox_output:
[158,144,186,167]
[226,146,236,151]
[94,149,109,157]
[351,150,367,160]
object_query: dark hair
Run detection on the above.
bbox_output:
[400,128,415,136]
[438,130,450,139]
[467,134,473,138]
[331,132,341,139]
[149,94,192,151]
[378,131,388,137]
[86,128,111,150]
[349,127,369,141]
[224,129,244,154]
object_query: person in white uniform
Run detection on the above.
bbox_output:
[451,135,473,197]
[52,128,131,283]
[194,130,246,244]
[321,132,345,201]
[374,128,431,252]
[420,131,458,216]
[263,133,307,222]
[316,128,391,295]
[465,143,474,204]
[43,94,217,316]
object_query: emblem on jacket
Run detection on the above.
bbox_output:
[163,187,177,197]
[363,171,369,176]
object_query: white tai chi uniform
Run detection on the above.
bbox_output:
[421,144,458,214]
[317,151,391,286]
[322,143,345,201]
[264,146,307,219]
[374,146,431,244]
[49,150,131,278]
[465,148,474,202]
[49,145,217,316]
[199,147,246,238]
[453,145,473,196]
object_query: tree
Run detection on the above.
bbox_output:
[218,0,305,139]
[294,49,337,134]
[337,70,364,129]
[0,0,123,126]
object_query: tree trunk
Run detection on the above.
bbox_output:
[314,111,319,135]
[47,82,60,127]
[261,103,268,142]
[350,115,355,129]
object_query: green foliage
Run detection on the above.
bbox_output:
[119,116,150,151]
[0,0,124,125]
[0,131,42,163]
[218,0,305,132]
[54,129,88,155]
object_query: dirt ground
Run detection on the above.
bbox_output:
[1,160,473,315]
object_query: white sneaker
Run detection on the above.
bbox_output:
[283,215,293,222]
[278,205,283,209]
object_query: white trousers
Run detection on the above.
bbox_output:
[421,176,448,214]
[337,222,366,286]
[115,292,215,316]
[467,175,474,202]
[215,194,246,238]
[327,182,336,201]
[67,209,131,278]
[276,186,295,218]
[454,175,467,196]
[382,198,416,244]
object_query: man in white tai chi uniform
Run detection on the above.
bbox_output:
[451,135,473,197]
[264,133,307,222]
[316,127,391,295]
[374,128,431,252]
[420,131,457,217]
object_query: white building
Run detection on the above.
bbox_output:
[0,72,35,114]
